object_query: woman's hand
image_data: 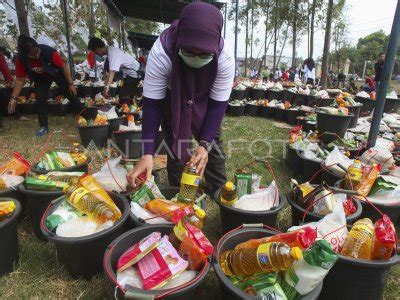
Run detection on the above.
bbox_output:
[69,84,77,96]
[8,98,17,114]
[127,154,153,187]
[189,146,208,176]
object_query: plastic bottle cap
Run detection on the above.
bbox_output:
[62,184,70,193]
[290,247,303,260]
[225,181,234,190]
[195,208,206,219]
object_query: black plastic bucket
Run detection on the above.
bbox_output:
[285,143,303,174]
[19,184,63,240]
[113,130,142,158]
[80,106,98,120]
[299,152,322,184]
[286,189,362,225]
[286,109,305,125]
[316,112,353,144]
[31,159,89,175]
[316,98,335,107]
[0,198,22,275]
[347,103,362,128]
[47,103,70,116]
[127,187,206,228]
[295,94,309,106]
[78,125,110,148]
[305,121,317,132]
[384,97,400,113]
[355,96,375,114]
[283,89,296,104]
[17,103,36,114]
[245,104,260,116]
[20,87,31,98]
[47,88,60,99]
[78,86,95,98]
[230,89,246,100]
[320,251,400,300]
[260,106,275,118]
[320,162,344,187]
[275,108,287,121]
[213,224,323,300]
[108,116,128,135]
[335,179,400,224]
[0,184,25,216]
[266,90,283,101]
[229,105,246,116]
[109,87,117,97]
[213,190,286,234]
[40,192,129,279]
[104,224,211,299]
[249,88,265,100]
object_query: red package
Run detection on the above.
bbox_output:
[372,215,396,260]
[342,197,356,215]
[234,227,317,250]
[116,232,161,273]
[179,235,208,271]
[185,222,214,255]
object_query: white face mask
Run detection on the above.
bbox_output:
[178,49,213,69]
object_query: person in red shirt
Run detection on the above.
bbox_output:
[281,69,289,81]
[364,75,375,92]
[8,35,83,136]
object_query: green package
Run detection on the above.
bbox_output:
[234,173,252,199]
[230,273,287,299]
[129,179,164,206]
[369,177,398,195]
[280,240,338,300]
[45,200,81,231]
[25,176,68,191]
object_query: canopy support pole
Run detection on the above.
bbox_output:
[234,0,239,76]
[367,0,400,148]
[61,0,74,78]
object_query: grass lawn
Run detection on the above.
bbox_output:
[0,114,398,298]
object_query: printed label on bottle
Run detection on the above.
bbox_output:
[257,243,272,268]
[181,173,201,186]
[69,187,90,206]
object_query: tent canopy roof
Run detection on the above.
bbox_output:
[128,32,158,51]
[104,0,226,24]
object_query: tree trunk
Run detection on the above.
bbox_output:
[277,25,289,67]
[245,5,249,77]
[307,0,310,57]
[291,0,298,67]
[273,1,278,71]
[321,0,334,89]
[264,0,269,68]
[14,0,30,36]
[310,0,316,58]
[250,5,254,62]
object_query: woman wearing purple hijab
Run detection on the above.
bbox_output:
[127,2,234,195]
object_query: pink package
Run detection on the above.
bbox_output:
[138,236,189,290]
[116,232,162,273]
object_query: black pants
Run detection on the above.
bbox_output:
[160,97,227,196]
[34,76,83,128]
[119,76,140,102]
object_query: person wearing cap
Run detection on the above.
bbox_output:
[126,2,234,196]
[8,35,82,136]
[88,37,141,102]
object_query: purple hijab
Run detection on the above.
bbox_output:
[160,2,224,162]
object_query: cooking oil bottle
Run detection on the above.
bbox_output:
[220,181,238,206]
[219,242,302,276]
[340,218,373,259]
[63,184,121,224]
[345,159,363,189]
[177,165,201,204]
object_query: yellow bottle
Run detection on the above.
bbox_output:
[178,165,201,204]
[220,242,302,276]
[345,159,363,189]
[220,182,238,206]
[340,218,374,260]
[185,206,205,229]
[63,184,121,224]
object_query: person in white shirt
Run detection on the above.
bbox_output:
[302,58,316,85]
[88,37,141,101]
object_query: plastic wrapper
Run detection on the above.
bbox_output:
[137,236,189,290]
[179,235,209,271]
[234,227,317,250]
[360,146,394,170]
[184,222,213,255]
[289,126,303,144]
[233,181,279,211]
[280,240,338,299]
[25,175,69,191]
[45,200,81,231]
[0,201,16,221]
[371,215,396,260]
[130,180,165,206]
[145,199,192,223]
[369,175,399,195]
[355,164,381,197]
[37,151,76,170]
[230,273,287,299]
[93,157,128,192]
[55,216,113,237]
[311,187,336,216]
[290,203,348,253]
[130,202,171,224]
[324,147,353,177]
[98,106,119,119]
[0,174,24,190]
[117,232,162,273]
[0,152,30,176]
